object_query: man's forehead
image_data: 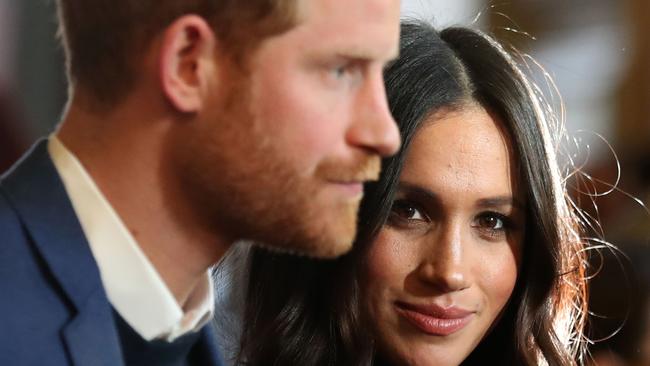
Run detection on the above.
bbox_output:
[303,0,399,17]
[293,0,401,60]
[314,39,399,63]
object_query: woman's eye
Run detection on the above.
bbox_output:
[476,214,505,230]
[473,212,513,240]
[390,201,426,221]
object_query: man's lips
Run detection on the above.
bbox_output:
[325,166,380,197]
[395,301,475,336]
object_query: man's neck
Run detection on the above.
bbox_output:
[56,99,230,307]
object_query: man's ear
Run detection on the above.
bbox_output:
[159,15,218,113]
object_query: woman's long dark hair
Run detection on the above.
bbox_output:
[237,20,588,366]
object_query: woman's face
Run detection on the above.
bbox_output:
[360,106,525,366]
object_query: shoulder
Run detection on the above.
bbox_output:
[0,187,33,265]
[0,187,74,362]
[0,183,72,307]
[0,159,48,274]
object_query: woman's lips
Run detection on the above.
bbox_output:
[329,181,364,197]
[395,301,474,336]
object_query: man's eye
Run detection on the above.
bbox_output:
[391,200,425,221]
[329,62,358,80]
[331,65,349,78]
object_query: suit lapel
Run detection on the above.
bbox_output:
[1,140,123,366]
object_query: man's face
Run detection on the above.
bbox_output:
[179,0,401,258]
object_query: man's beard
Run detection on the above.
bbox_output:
[174,74,380,258]
[239,154,380,258]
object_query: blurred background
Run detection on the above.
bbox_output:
[1,0,649,364]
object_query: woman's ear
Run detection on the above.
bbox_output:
[159,15,218,113]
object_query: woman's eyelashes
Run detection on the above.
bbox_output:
[471,211,516,241]
[388,198,520,240]
[388,199,429,225]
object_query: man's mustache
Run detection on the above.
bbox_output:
[315,154,381,183]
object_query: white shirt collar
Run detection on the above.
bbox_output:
[48,135,214,342]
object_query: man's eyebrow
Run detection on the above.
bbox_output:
[331,54,377,64]
[332,44,399,63]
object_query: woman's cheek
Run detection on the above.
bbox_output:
[362,228,418,291]
[480,248,519,309]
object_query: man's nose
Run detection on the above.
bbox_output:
[346,72,401,157]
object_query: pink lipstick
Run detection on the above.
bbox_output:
[395,301,474,336]
[329,181,364,197]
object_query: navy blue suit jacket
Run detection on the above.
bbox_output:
[0,140,224,366]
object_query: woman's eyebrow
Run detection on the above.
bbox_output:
[397,182,525,211]
[476,196,525,210]
[396,182,439,202]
